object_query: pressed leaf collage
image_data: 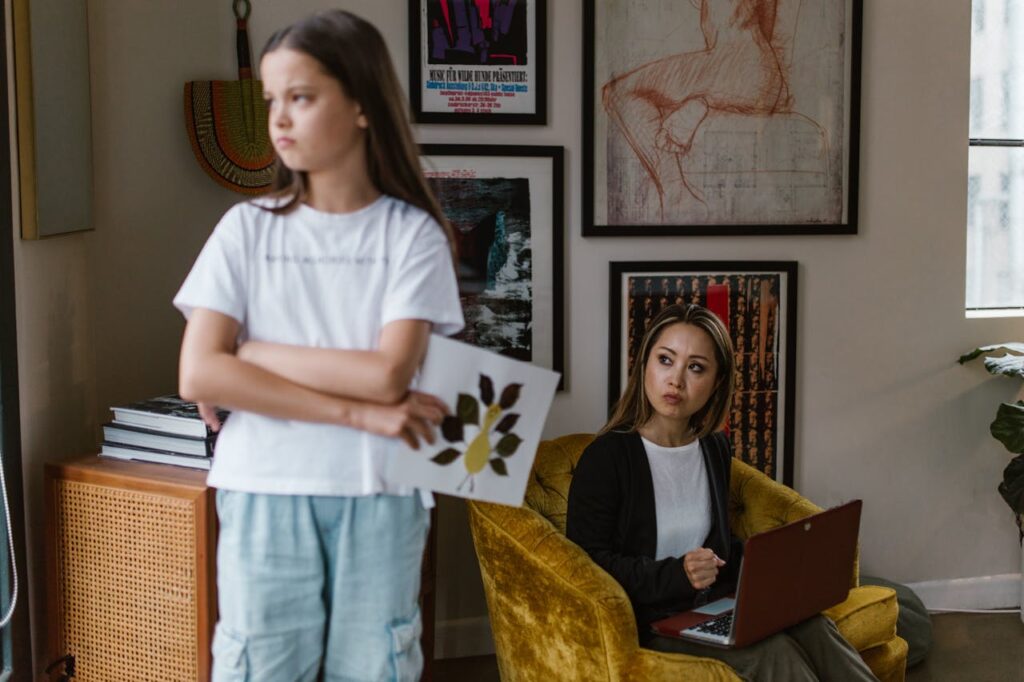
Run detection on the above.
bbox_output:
[430,373,525,492]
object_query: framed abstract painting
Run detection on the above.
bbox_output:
[609,261,798,485]
[409,0,547,124]
[421,144,565,387]
[584,0,862,236]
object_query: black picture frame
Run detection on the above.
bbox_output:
[421,144,565,388]
[409,1,548,125]
[609,261,798,486]
[583,0,862,236]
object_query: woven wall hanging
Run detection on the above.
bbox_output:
[184,0,273,195]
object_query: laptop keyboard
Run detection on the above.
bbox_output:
[689,612,734,636]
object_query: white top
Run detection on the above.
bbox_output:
[642,437,712,561]
[173,196,464,497]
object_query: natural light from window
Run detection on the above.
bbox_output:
[966,0,1024,314]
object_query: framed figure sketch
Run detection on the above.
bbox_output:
[421,144,565,387]
[609,261,798,486]
[584,0,862,236]
[409,0,547,124]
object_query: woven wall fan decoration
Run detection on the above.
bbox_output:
[184,0,274,194]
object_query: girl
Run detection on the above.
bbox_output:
[174,10,463,681]
[566,304,876,681]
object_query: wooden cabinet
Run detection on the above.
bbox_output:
[43,456,438,680]
[44,457,216,681]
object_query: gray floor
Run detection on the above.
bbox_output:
[434,612,1024,681]
[906,612,1023,682]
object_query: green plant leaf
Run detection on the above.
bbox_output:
[499,383,523,409]
[983,354,1024,379]
[441,416,463,443]
[495,413,520,433]
[990,401,1024,453]
[431,448,461,465]
[457,393,479,426]
[489,458,509,476]
[999,454,1024,515]
[959,343,1024,378]
[479,374,495,406]
[495,433,522,457]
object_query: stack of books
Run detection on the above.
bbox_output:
[100,394,228,470]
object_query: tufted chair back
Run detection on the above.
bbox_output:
[523,433,592,534]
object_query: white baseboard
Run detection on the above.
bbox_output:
[905,573,1022,611]
[434,616,495,659]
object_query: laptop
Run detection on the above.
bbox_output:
[650,500,862,648]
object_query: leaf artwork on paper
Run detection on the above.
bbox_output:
[389,333,559,506]
[430,373,524,493]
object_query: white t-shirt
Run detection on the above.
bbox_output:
[642,437,712,561]
[173,195,464,497]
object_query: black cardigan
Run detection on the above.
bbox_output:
[565,430,743,641]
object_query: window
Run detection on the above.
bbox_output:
[1002,72,1012,130]
[970,78,984,131]
[967,0,1024,313]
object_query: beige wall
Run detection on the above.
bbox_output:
[12,0,1021,668]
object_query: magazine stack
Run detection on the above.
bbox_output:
[100,394,228,470]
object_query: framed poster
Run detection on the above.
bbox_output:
[409,0,547,124]
[421,144,564,387]
[609,261,798,486]
[584,0,862,236]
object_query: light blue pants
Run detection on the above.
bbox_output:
[212,491,429,682]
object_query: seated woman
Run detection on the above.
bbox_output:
[566,303,876,681]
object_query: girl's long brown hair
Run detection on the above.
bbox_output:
[259,10,455,256]
[601,304,735,440]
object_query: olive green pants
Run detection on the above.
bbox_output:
[647,615,878,681]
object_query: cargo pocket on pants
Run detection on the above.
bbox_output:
[211,625,248,681]
[388,613,423,682]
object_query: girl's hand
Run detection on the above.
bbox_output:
[683,548,726,590]
[356,391,448,449]
[197,402,223,432]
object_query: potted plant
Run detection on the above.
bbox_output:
[959,343,1024,622]
[959,343,1024,537]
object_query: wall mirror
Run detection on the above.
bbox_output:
[12,0,93,239]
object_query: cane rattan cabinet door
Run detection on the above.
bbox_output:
[45,457,215,681]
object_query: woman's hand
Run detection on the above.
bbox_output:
[354,391,448,450]
[682,548,726,590]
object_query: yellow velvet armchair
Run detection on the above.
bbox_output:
[467,434,908,681]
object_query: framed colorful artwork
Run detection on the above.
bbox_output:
[409,0,547,124]
[421,144,564,387]
[584,0,862,236]
[609,261,798,485]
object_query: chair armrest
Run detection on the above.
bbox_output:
[468,498,633,615]
[823,585,899,652]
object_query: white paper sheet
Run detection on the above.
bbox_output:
[389,334,560,506]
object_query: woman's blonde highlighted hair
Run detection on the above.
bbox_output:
[601,303,735,439]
